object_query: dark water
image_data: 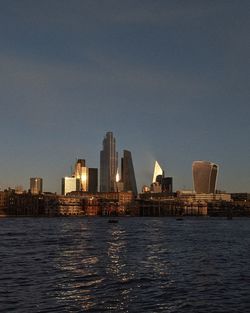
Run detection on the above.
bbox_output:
[0,217,250,313]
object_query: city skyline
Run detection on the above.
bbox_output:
[0,1,249,193]
[0,129,247,194]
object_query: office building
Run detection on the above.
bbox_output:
[100,132,118,192]
[150,161,173,193]
[73,159,89,192]
[88,168,98,193]
[192,161,218,194]
[62,177,80,195]
[30,177,43,194]
[121,150,137,195]
[152,161,163,183]
[162,177,173,193]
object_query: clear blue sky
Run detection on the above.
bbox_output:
[0,0,249,193]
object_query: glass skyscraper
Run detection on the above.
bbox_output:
[88,168,98,193]
[61,177,80,195]
[152,161,163,183]
[192,161,218,194]
[74,159,88,192]
[30,177,43,194]
[100,132,118,192]
[121,150,137,195]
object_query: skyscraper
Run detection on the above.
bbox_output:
[30,177,43,194]
[150,161,173,193]
[121,150,137,195]
[88,168,98,193]
[62,177,80,195]
[192,161,218,194]
[73,159,88,191]
[100,132,118,192]
[152,161,164,183]
[162,177,173,193]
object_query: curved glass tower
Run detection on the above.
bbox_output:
[152,161,163,183]
[192,161,218,194]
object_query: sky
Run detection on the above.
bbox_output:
[0,0,249,193]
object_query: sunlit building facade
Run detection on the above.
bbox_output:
[30,177,43,194]
[73,159,89,192]
[150,161,172,193]
[100,132,118,192]
[192,161,218,194]
[62,177,80,195]
[152,161,163,183]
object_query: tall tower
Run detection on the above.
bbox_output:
[100,132,118,192]
[192,161,218,194]
[121,150,137,195]
[152,161,164,183]
[74,159,89,192]
[88,168,98,193]
[30,177,43,194]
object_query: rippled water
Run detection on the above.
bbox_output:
[0,217,250,312]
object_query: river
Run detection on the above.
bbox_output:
[0,217,249,312]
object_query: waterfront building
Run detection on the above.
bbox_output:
[176,190,231,202]
[62,177,80,195]
[73,159,88,192]
[7,192,45,216]
[54,196,84,216]
[30,177,43,194]
[0,191,8,216]
[192,161,218,194]
[88,168,98,193]
[100,132,118,192]
[152,161,163,183]
[121,150,137,195]
[231,193,250,201]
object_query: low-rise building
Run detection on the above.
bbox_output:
[0,191,8,216]
[44,194,84,216]
[176,191,231,202]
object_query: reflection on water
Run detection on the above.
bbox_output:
[1,217,250,312]
[54,221,103,311]
[106,226,135,312]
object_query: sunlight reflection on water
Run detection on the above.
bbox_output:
[1,217,250,312]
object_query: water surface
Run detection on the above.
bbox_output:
[0,217,249,312]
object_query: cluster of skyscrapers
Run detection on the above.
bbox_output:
[4,131,245,218]
[142,159,218,195]
[62,159,98,195]
[100,132,137,194]
[62,132,137,196]
[28,132,219,197]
